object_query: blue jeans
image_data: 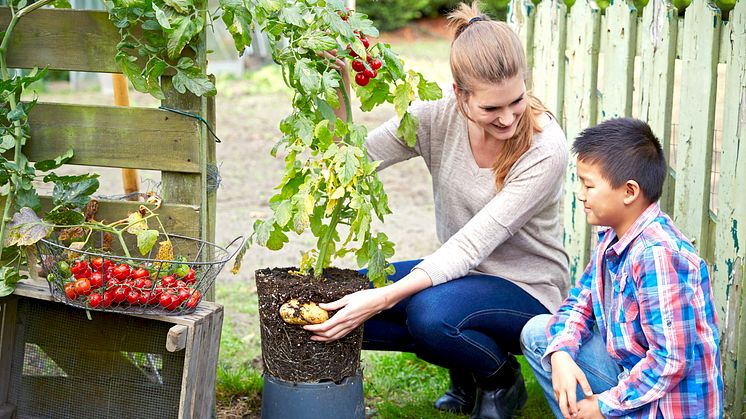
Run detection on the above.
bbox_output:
[360,260,550,380]
[520,314,623,419]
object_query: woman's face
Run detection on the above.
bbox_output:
[456,74,528,141]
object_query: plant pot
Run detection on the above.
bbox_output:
[261,372,365,419]
[254,267,368,382]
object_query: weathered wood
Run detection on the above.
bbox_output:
[637,1,678,214]
[0,298,18,406]
[673,0,720,257]
[562,0,600,279]
[509,0,536,89]
[712,1,746,415]
[167,325,188,352]
[598,0,636,120]
[0,8,121,73]
[0,403,15,419]
[531,0,567,120]
[178,298,223,419]
[203,91,218,301]
[24,102,201,173]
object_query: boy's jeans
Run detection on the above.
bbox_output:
[520,314,623,419]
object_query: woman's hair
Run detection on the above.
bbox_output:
[448,2,550,190]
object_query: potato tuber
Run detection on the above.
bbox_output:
[279,298,329,325]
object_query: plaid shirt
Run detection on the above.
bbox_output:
[543,203,723,418]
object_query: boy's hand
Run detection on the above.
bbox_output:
[551,351,594,418]
[577,395,604,418]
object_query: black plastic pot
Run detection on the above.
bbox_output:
[261,372,365,419]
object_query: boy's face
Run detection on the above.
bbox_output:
[576,159,628,229]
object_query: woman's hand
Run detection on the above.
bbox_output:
[576,395,604,419]
[303,286,389,342]
[551,351,593,419]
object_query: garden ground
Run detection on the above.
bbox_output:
[39,17,552,418]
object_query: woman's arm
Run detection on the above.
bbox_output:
[303,268,433,342]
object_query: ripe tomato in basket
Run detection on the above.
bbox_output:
[64,282,77,300]
[89,272,103,289]
[103,291,114,308]
[113,264,131,280]
[126,289,141,305]
[89,293,103,308]
[113,287,127,303]
[132,267,150,280]
[161,275,176,288]
[186,291,201,309]
[184,268,196,284]
[74,278,92,296]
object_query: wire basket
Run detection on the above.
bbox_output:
[36,233,243,315]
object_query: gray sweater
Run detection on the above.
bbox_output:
[365,93,571,312]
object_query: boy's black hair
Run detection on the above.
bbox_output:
[572,118,667,203]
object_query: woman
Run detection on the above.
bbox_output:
[306,3,570,418]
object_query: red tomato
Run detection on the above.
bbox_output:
[64,282,77,300]
[89,272,103,289]
[103,291,114,308]
[186,291,202,309]
[74,278,92,296]
[371,58,382,70]
[70,260,87,275]
[138,291,152,305]
[89,293,103,308]
[184,269,196,284]
[363,68,377,79]
[126,289,140,305]
[166,297,181,311]
[90,257,106,271]
[132,267,150,279]
[142,279,153,290]
[161,276,177,288]
[177,288,191,303]
[159,293,173,308]
[176,280,187,289]
[113,264,131,280]
[355,73,369,86]
[114,287,127,303]
[351,60,365,73]
[360,36,370,48]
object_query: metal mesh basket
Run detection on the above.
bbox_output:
[36,233,243,315]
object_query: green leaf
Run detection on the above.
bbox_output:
[417,77,443,101]
[4,207,53,247]
[15,188,41,212]
[51,175,100,208]
[314,120,333,147]
[0,266,23,297]
[44,208,85,226]
[322,9,355,38]
[301,32,337,51]
[266,226,289,251]
[253,219,272,247]
[115,52,148,93]
[0,134,16,153]
[137,229,159,255]
[173,68,217,96]
[380,44,404,80]
[316,98,336,122]
[293,115,314,146]
[397,113,418,148]
[336,146,359,186]
[279,4,304,27]
[141,19,161,31]
[356,77,389,112]
[348,13,379,38]
[393,82,415,117]
[34,148,74,172]
[152,3,172,29]
[294,58,321,94]
[7,107,25,122]
[274,200,293,227]
[164,0,192,14]
[167,16,203,59]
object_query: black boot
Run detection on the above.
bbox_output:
[434,369,477,414]
[470,356,528,419]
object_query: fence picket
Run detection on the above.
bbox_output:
[531,0,567,120]
[638,2,678,214]
[673,0,720,256]
[713,1,746,415]
[509,0,536,89]
[598,0,637,120]
[562,0,600,279]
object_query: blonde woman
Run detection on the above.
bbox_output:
[307,3,570,417]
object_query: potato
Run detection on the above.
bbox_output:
[279,298,329,325]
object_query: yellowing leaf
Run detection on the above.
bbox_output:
[125,211,149,234]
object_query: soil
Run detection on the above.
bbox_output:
[254,267,368,383]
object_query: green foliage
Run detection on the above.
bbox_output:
[355,0,430,31]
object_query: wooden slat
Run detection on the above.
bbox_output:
[510,0,537,89]
[531,0,567,120]
[598,0,636,120]
[25,103,201,173]
[672,0,720,254]
[562,0,600,280]
[713,1,746,415]
[0,8,121,73]
[637,2,678,214]
[0,298,18,406]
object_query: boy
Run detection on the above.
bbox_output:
[520,118,723,419]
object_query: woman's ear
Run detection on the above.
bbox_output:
[452,83,459,96]
[623,180,642,205]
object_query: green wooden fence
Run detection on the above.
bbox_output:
[509,0,746,415]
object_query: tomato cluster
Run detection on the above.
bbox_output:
[54,257,201,312]
[348,34,382,87]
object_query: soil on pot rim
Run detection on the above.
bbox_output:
[255,267,368,383]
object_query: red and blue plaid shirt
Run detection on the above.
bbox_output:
[544,203,723,418]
